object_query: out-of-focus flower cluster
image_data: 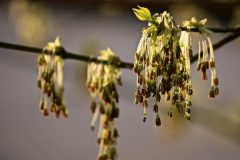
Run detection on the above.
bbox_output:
[86,48,121,160]
[37,37,68,118]
[8,0,52,45]
[133,6,219,124]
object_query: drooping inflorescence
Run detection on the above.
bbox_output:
[181,17,219,98]
[37,37,68,118]
[86,48,122,160]
[32,6,223,160]
[133,6,219,124]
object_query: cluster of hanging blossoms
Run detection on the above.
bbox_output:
[34,6,222,160]
[133,6,219,124]
[182,18,220,98]
[86,48,121,160]
[37,37,68,118]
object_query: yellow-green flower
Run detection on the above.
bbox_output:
[133,5,152,21]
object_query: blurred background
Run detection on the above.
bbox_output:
[0,0,240,159]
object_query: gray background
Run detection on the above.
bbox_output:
[1,0,240,160]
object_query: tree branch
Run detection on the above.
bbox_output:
[0,41,134,69]
[179,26,240,33]
[0,28,240,70]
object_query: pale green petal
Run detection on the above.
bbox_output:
[137,5,151,19]
[133,6,152,21]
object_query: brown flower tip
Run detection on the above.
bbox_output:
[189,49,193,60]
[201,63,206,72]
[90,101,97,113]
[91,126,95,131]
[197,62,202,71]
[155,115,161,126]
[50,104,56,113]
[113,128,119,138]
[63,109,68,118]
[37,79,42,89]
[165,92,171,101]
[39,100,45,111]
[133,64,139,74]
[112,107,119,119]
[209,89,215,98]
[143,99,148,108]
[43,109,49,117]
[139,95,143,104]
[143,116,147,122]
[185,107,190,114]
[187,88,193,96]
[99,104,105,114]
[205,61,209,70]
[98,154,108,160]
[201,72,207,80]
[153,104,158,113]
[156,92,161,102]
[55,110,60,118]
[184,114,191,121]
[168,111,173,118]
[117,77,122,86]
[213,77,219,86]
[97,138,101,144]
[214,87,219,96]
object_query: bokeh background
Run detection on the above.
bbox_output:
[1,0,240,160]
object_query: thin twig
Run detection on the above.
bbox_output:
[0,30,240,70]
[179,26,240,33]
[0,41,134,69]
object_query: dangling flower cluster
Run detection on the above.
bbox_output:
[179,29,193,120]
[133,6,193,124]
[86,48,121,160]
[37,37,68,118]
[182,17,219,98]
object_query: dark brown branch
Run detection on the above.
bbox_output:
[0,29,240,69]
[179,26,240,33]
[0,41,134,69]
